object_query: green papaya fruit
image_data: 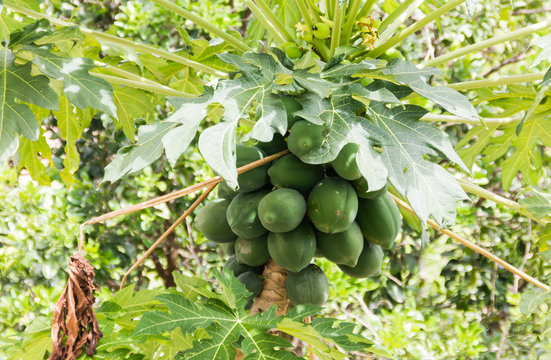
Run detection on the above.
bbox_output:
[256,133,287,155]
[356,193,401,249]
[338,242,383,278]
[267,222,316,272]
[316,221,364,267]
[220,145,269,193]
[268,154,324,194]
[221,241,236,256]
[195,199,236,243]
[226,189,268,239]
[235,234,270,267]
[217,181,238,200]
[287,121,325,158]
[308,177,358,234]
[224,255,262,277]
[331,143,362,180]
[286,264,329,306]
[352,178,389,199]
[237,271,263,299]
[258,188,306,233]
[281,95,302,129]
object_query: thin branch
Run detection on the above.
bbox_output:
[420,114,522,125]
[482,52,527,77]
[4,1,228,78]
[389,194,550,292]
[374,0,424,47]
[120,183,216,289]
[513,221,532,293]
[253,0,295,42]
[512,8,551,15]
[77,150,289,252]
[425,19,551,67]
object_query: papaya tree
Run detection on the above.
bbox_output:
[1,0,551,358]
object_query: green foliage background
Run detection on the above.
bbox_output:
[1,0,551,359]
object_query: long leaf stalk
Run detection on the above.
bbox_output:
[305,0,322,24]
[357,0,377,19]
[329,1,343,56]
[368,0,465,58]
[326,0,336,19]
[244,0,287,45]
[340,0,363,46]
[378,0,419,33]
[4,1,228,78]
[93,61,181,88]
[92,73,193,97]
[447,72,546,91]
[457,179,551,225]
[390,194,550,292]
[375,0,424,47]
[426,19,551,67]
[296,0,314,29]
[150,0,252,53]
[420,114,522,125]
[253,0,295,42]
[295,0,331,61]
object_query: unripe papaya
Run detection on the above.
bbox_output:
[237,271,263,299]
[267,222,316,272]
[313,22,331,39]
[217,181,238,200]
[268,154,324,194]
[308,177,358,233]
[281,95,302,129]
[221,241,236,256]
[356,193,401,249]
[258,188,306,233]
[316,222,364,267]
[226,189,268,239]
[287,121,325,158]
[195,199,236,243]
[224,255,262,277]
[256,133,287,155]
[338,242,383,278]
[286,264,329,306]
[220,145,269,193]
[235,234,270,267]
[352,178,389,199]
[331,143,362,180]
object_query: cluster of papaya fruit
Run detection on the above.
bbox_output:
[195,106,402,307]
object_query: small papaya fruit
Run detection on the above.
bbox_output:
[308,177,358,233]
[235,234,270,267]
[237,271,263,299]
[356,193,401,249]
[256,133,287,156]
[331,143,362,181]
[352,178,389,199]
[286,264,329,306]
[267,222,316,272]
[224,255,262,277]
[287,121,325,158]
[338,242,383,278]
[220,145,269,193]
[281,95,302,129]
[258,188,306,233]
[195,199,236,243]
[316,222,364,267]
[226,189,268,239]
[268,154,324,194]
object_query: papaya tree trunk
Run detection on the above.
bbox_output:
[250,259,291,316]
[235,260,291,360]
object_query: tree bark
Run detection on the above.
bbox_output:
[235,260,291,359]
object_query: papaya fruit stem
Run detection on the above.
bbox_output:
[250,259,292,316]
[389,194,550,292]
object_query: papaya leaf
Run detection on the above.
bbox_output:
[134,269,298,360]
[16,130,52,186]
[519,187,551,219]
[29,47,117,117]
[8,19,52,47]
[367,103,468,226]
[113,87,154,141]
[352,59,479,120]
[519,288,551,315]
[0,48,58,162]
